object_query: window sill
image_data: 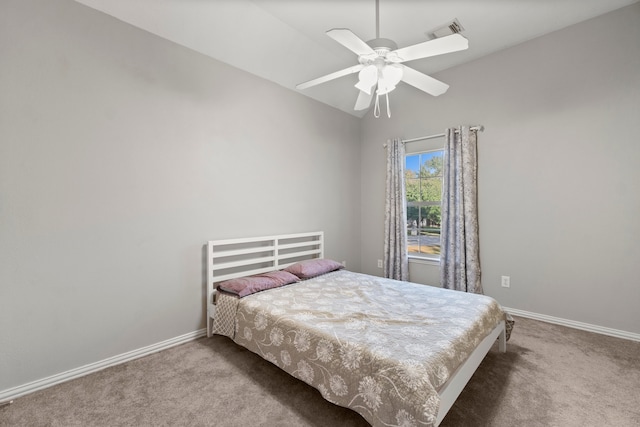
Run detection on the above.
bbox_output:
[408,256,439,267]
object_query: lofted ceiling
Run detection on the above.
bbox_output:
[74,0,638,117]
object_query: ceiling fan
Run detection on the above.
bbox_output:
[296,0,469,117]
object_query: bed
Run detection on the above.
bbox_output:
[206,231,506,427]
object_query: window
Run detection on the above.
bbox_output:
[405,150,443,259]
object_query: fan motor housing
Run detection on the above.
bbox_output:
[366,38,398,52]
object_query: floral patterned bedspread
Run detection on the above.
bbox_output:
[213,270,505,427]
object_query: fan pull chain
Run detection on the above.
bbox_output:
[386,92,391,118]
[373,92,392,118]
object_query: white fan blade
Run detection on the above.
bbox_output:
[391,34,468,63]
[296,64,364,90]
[354,90,374,110]
[401,66,449,96]
[326,28,376,56]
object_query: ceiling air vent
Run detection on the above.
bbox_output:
[426,18,465,40]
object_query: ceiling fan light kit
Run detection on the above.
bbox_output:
[295,0,469,118]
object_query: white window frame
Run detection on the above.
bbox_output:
[405,137,445,263]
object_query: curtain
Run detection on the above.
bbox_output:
[440,126,482,293]
[384,138,409,281]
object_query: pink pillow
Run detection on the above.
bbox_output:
[284,259,344,279]
[217,270,299,298]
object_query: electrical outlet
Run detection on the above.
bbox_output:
[377,259,383,269]
[501,276,510,288]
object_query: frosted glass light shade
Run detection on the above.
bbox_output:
[377,64,403,95]
[355,65,377,95]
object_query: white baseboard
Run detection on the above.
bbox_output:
[503,307,640,342]
[0,328,207,403]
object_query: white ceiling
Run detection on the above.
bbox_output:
[75,0,638,117]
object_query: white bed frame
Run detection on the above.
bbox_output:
[206,231,506,426]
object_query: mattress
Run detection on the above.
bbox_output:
[213,269,505,427]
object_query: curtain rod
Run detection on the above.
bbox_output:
[382,125,485,148]
[402,125,484,144]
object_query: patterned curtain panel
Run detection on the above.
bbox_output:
[384,138,409,281]
[440,126,482,293]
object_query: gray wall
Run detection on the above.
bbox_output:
[360,3,640,335]
[0,0,361,391]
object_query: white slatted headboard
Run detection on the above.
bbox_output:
[206,231,324,337]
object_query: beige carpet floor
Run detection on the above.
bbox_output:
[2,316,639,426]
